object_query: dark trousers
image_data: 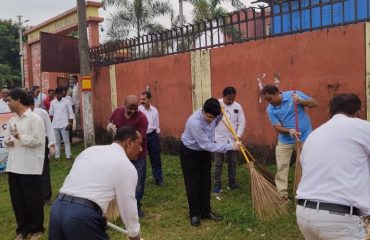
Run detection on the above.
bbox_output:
[49,198,108,240]
[130,157,146,209]
[147,132,163,182]
[8,172,44,235]
[42,138,52,202]
[214,151,238,188]
[179,142,212,217]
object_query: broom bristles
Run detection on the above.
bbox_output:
[220,108,290,220]
[293,141,302,195]
[249,162,291,220]
[106,198,120,221]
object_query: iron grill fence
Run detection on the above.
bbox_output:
[89,0,370,67]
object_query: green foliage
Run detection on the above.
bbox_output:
[103,0,174,40]
[0,144,303,239]
[0,19,23,87]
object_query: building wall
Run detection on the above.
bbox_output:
[211,23,365,146]
[93,53,193,139]
[93,23,366,150]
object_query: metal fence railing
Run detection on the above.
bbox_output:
[89,0,370,67]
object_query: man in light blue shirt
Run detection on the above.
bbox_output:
[180,98,241,227]
[261,84,317,198]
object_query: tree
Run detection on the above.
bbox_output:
[187,0,246,44]
[188,0,245,22]
[103,0,174,40]
[0,20,23,87]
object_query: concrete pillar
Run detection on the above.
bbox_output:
[190,50,212,112]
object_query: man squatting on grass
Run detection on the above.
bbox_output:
[180,98,242,227]
[296,93,370,239]
[261,84,317,198]
[49,126,143,240]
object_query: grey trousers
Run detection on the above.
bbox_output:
[213,151,238,188]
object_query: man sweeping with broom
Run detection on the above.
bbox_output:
[261,84,317,198]
[180,98,242,227]
[49,126,143,240]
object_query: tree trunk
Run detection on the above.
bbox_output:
[179,0,184,26]
[76,0,95,147]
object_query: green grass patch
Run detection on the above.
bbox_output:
[0,144,303,239]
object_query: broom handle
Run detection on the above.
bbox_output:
[221,119,256,162]
[221,108,250,164]
[294,90,299,132]
[107,222,128,234]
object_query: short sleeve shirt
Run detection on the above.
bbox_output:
[266,90,312,144]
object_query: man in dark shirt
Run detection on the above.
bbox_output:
[108,95,148,218]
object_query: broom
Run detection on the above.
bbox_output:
[292,91,302,195]
[221,119,275,186]
[106,198,120,221]
[221,108,290,220]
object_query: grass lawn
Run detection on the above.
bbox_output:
[0,144,303,240]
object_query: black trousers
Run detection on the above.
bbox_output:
[41,137,52,202]
[179,142,212,217]
[8,172,44,235]
[147,132,163,182]
[49,198,108,240]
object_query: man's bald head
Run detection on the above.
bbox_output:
[125,95,138,106]
[124,95,139,118]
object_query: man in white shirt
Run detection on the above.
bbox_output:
[49,126,143,240]
[28,95,56,205]
[296,93,370,239]
[32,86,46,109]
[62,87,74,144]
[4,89,46,240]
[0,88,10,113]
[70,75,81,130]
[49,87,74,160]
[213,87,246,193]
[139,91,164,186]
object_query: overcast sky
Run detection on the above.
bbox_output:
[0,0,256,42]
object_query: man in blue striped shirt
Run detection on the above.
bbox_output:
[180,98,241,227]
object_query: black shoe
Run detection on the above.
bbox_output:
[227,184,239,190]
[201,212,223,221]
[155,180,164,187]
[138,210,145,218]
[190,216,201,227]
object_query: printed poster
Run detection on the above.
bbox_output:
[0,112,16,173]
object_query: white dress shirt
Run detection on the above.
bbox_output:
[33,108,56,147]
[0,98,10,113]
[4,109,46,175]
[139,105,160,134]
[64,96,73,106]
[72,83,80,106]
[34,93,46,108]
[215,99,246,144]
[60,143,140,237]
[49,98,74,128]
[297,114,370,216]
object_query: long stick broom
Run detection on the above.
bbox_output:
[221,120,275,186]
[292,91,302,195]
[106,201,145,239]
[221,109,290,220]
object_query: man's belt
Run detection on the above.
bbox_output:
[297,199,360,216]
[58,194,102,215]
[147,130,156,135]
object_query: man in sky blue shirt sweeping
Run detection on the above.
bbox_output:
[261,84,318,198]
[180,98,241,227]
